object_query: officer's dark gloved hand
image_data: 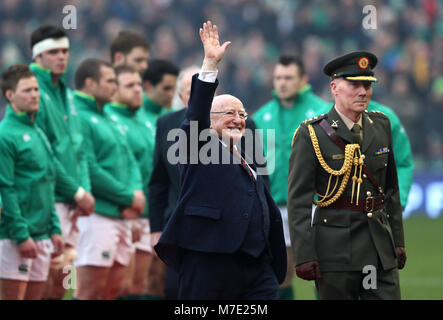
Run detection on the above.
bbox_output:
[396,247,406,269]
[295,260,321,281]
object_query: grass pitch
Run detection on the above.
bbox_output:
[63,217,442,300]
[292,217,443,300]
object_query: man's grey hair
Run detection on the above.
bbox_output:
[172,65,200,109]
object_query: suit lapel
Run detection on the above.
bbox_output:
[361,111,376,153]
[327,106,354,144]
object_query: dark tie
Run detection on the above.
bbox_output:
[351,123,362,145]
[230,146,256,183]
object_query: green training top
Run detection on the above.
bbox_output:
[30,63,90,203]
[0,106,61,244]
[74,92,142,219]
[104,102,155,218]
[253,85,330,205]
[366,101,414,208]
[137,93,170,145]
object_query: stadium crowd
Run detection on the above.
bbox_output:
[0,0,442,168]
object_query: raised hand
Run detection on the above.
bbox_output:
[199,20,231,70]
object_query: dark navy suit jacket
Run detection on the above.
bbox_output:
[154,75,286,284]
[149,107,269,234]
[149,108,187,233]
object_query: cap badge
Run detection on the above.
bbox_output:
[358,57,369,69]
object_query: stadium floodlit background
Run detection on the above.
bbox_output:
[0,0,442,299]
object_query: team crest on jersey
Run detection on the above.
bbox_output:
[263,112,272,122]
[117,124,128,136]
[22,133,31,142]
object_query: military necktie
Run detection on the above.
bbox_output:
[351,123,362,145]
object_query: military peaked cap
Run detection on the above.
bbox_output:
[323,51,378,82]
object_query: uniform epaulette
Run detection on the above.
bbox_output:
[301,113,327,126]
[292,113,327,146]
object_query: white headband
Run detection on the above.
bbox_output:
[32,37,70,59]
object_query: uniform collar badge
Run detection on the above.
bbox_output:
[331,119,339,128]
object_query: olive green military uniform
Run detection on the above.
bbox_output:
[288,50,406,300]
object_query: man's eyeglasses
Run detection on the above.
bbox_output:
[210,110,248,120]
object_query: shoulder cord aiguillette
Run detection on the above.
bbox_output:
[307,124,364,207]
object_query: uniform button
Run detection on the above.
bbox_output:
[323,219,327,223]
[363,174,367,178]
[248,190,254,196]
[367,212,373,218]
[367,191,372,197]
[384,163,387,167]
[243,213,249,219]
[387,214,390,218]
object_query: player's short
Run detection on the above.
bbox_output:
[75,213,132,268]
[278,206,291,247]
[0,239,52,282]
[55,202,79,247]
[134,218,152,253]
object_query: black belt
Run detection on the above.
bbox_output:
[329,195,384,212]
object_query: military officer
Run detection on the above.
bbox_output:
[288,51,406,300]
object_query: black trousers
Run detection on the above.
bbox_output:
[164,265,179,299]
[177,249,279,300]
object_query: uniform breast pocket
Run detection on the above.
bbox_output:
[370,153,388,170]
[313,211,351,264]
[369,153,389,186]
